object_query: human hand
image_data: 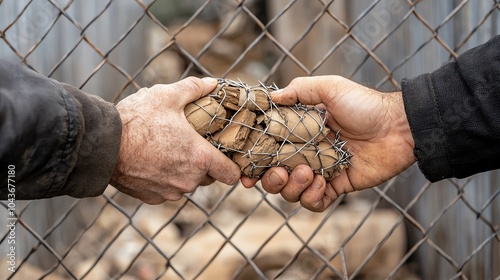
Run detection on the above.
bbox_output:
[110,77,240,204]
[241,76,416,211]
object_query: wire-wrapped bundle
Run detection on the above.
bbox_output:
[185,79,351,181]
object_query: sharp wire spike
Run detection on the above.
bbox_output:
[197,79,352,180]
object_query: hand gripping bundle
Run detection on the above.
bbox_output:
[184,79,351,181]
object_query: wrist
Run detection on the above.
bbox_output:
[110,106,132,188]
[387,91,417,164]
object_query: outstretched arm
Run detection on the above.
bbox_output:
[0,60,240,203]
[243,35,500,212]
[242,76,415,211]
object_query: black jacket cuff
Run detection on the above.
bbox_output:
[402,35,500,182]
[401,67,462,182]
[0,60,121,199]
[57,84,122,198]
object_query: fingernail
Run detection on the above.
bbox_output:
[201,77,217,86]
[272,89,284,95]
[271,89,283,102]
[269,171,283,186]
[293,168,308,185]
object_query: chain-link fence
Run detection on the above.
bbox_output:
[1,0,499,279]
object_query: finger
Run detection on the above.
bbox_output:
[260,167,288,194]
[205,143,241,186]
[280,165,314,202]
[154,76,218,107]
[328,171,355,197]
[141,196,167,205]
[314,103,342,132]
[117,183,170,205]
[163,191,184,201]
[314,103,327,111]
[199,175,216,186]
[241,176,259,188]
[272,76,337,106]
[320,182,339,210]
[299,174,328,212]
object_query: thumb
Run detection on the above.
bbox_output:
[204,143,241,185]
[162,76,218,107]
[272,76,337,106]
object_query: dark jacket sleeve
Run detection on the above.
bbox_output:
[402,35,500,182]
[0,60,122,199]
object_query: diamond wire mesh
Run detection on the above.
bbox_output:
[0,0,499,279]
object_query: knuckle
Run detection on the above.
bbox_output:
[290,77,305,87]
[192,155,208,169]
[301,199,323,212]
[183,76,203,92]
[183,182,199,193]
[143,197,166,205]
[265,186,281,194]
[281,190,299,203]
[150,84,168,95]
[200,177,216,186]
[309,205,324,213]
[164,191,184,201]
[226,173,240,185]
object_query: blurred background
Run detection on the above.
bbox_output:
[0,0,499,279]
